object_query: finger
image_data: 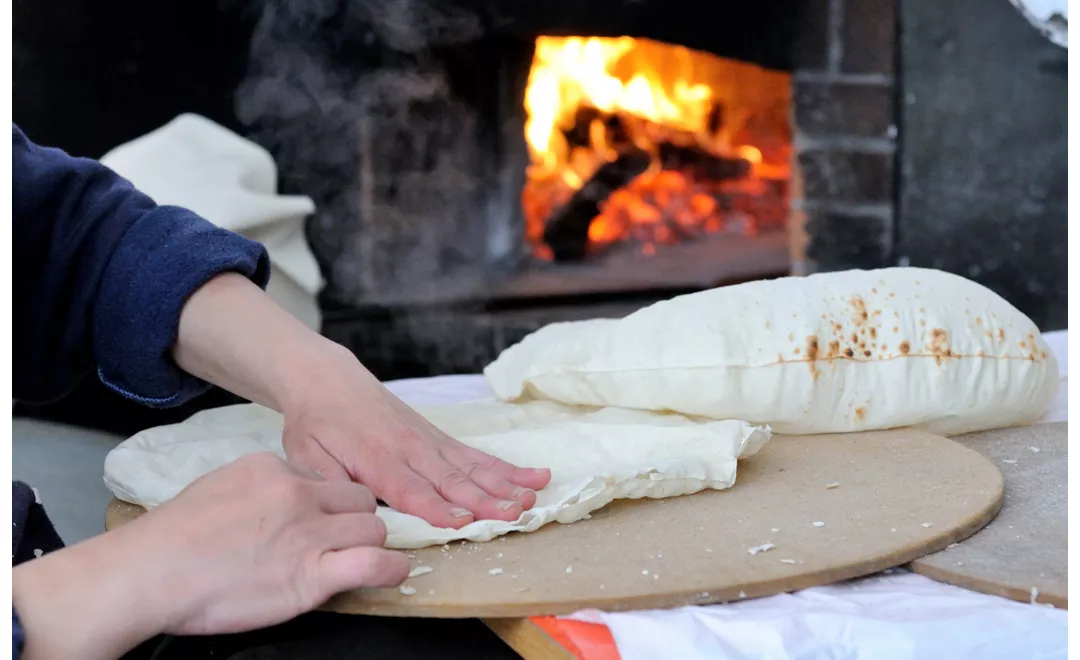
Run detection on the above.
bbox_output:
[378,465,476,529]
[316,513,388,549]
[411,453,523,523]
[284,435,351,482]
[318,547,411,595]
[460,446,552,492]
[314,481,378,514]
[443,447,539,510]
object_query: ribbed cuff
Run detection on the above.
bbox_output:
[92,206,270,408]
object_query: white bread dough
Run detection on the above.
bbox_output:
[104,400,769,549]
[484,268,1058,435]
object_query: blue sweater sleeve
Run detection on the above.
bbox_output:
[13,609,23,659]
[12,124,271,407]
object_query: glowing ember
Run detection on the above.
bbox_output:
[522,36,792,259]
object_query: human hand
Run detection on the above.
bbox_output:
[145,452,411,635]
[280,346,552,529]
[171,273,551,531]
[12,453,409,659]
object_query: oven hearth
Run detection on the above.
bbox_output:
[234,0,900,379]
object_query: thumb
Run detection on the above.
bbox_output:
[318,547,411,595]
[283,433,351,481]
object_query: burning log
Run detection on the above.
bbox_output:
[542,147,652,262]
[658,143,751,181]
[561,106,632,150]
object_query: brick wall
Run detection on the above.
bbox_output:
[789,0,897,275]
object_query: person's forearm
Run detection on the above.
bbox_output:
[12,529,168,660]
[173,273,380,414]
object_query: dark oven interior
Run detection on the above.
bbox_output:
[13,0,1066,431]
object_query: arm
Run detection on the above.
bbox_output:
[171,274,551,528]
[12,124,269,406]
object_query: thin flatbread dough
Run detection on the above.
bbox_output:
[485,267,1058,435]
[103,401,768,549]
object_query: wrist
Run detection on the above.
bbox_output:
[12,527,171,659]
[271,338,381,416]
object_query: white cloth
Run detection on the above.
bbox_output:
[100,114,323,330]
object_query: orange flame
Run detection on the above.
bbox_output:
[522,36,792,257]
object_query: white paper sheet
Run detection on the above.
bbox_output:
[382,329,1068,660]
[569,571,1067,660]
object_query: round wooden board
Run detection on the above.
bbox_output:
[106,429,1003,618]
[910,422,1067,608]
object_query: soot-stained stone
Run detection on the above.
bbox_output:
[898,0,1066,330]
[799,150,894,203]
[794,82,896,138]
[842,0,897,74]
[790,0,832,71]
[806,210,892,271]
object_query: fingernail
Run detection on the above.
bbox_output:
[450,507,473,519]
[512,487,535,501]
[498,500,521,512]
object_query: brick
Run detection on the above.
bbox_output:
[806,209,892,269]
[798,150,894,203]
[841,0,897,74]
[794,82,895,137]
[791,0,832,71]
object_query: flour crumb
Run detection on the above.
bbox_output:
[812,521,825,528]
[705,548,713,553]
[566,566,573,574]
[428,589,435,595]
[1029,446,1040,453]
[33,549,42,558]
[825,482,840,489]
[771,528,780,533]
[748,543,776,555]
[946,543,960,550]
[497,553,503,558]
[488,568,504,576]
[657,553,663,559]
[599,584,605,590]
[1002,459,1018,464]
[780,559,797,564]
[511,574,518,579]
[441,546,449,552]
[31,487,41,504]
[921,522,934,528]
[408,566,434,578]
[653,574,659,580]
[399,586,417,596]
[738,591,747,599]
[1030,587,1040,604]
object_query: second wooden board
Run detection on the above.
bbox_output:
[107,429,1003,618]
[910,422,1067,608]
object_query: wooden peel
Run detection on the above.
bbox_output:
[107,429,1003,618]
[910,422,1067,608]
